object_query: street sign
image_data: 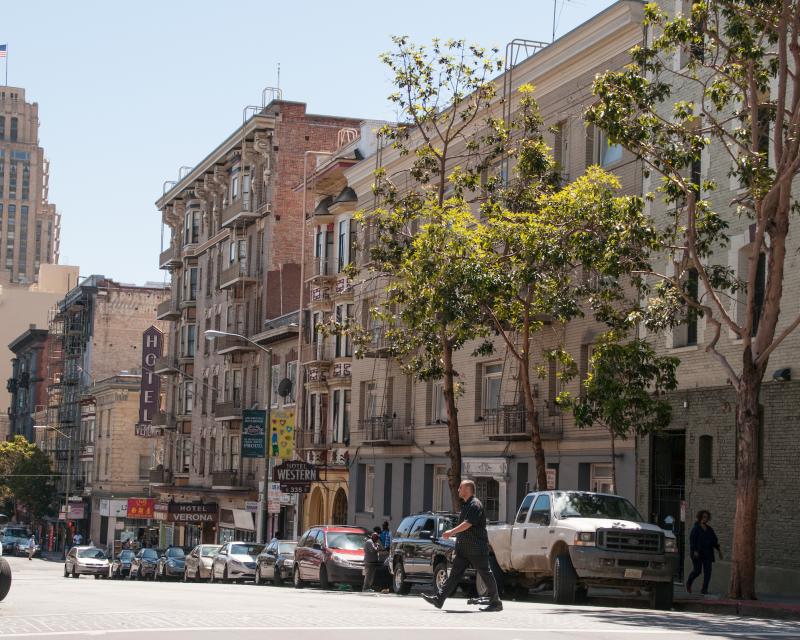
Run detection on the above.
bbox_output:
[272,460,319,495]
[244,501,259,514]
[242,410,267,458]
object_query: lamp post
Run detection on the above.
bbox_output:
[205,329,272,544]
[33,424,72,552]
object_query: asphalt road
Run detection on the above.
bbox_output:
[1,556,799,639]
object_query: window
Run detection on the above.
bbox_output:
[209,436,216,473]
[432,465,450,511]
[698,435,713,479]
[337,219,348,272]
[482,363,502,417]
[516,493,534,523]
[598,130,623,167]
[182,381,194,415]
[396,516,415,538]
[285,361,297,405]
[271,364,280,407]
[411,517,435,537]
[199,437,206,475]
[138,455,150,480]
[590,464,614,493]
[230,436,240,471]
[530,494,551,526]
[232,369,242,407]
[364,464,375,513]
[673,268,699,347]
[365,382,380,418]
[332,388,350,443]
[10,117,17,142]
[334,304,353,357]
[0,116,4,140]
[181,438,191,473]
[185,324,196,357]
[432,380,447,423]
[184,209,200,245]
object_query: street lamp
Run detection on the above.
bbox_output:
[204,330,273,544]
[34,425,72,547]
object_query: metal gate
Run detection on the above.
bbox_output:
[651,484,685,581]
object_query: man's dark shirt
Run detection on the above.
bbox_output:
[455,495,489,556]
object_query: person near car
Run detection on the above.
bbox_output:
[686,509,722,595]
[380,521,392,549]
[362,532,382,593]
[27,534,36,560]
[422,479,502,612]
[72,532,83,546]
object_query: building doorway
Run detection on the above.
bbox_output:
[308,487,324,527]
[475,477,500,522]
[650,429,686,580]
[331,489,347,525]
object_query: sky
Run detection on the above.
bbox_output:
[2,0,618,286]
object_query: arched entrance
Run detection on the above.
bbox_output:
[331,488,348,525]
[308,486,325,526]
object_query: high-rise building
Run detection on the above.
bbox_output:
[0,86,60,286]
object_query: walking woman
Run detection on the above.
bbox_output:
[686,510,722,594]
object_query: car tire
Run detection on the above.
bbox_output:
[319,564,330,590]
[183,568,189,583]
[222,566,229,583]
[64,565,69,578]
[274,568,283,587]
[0,557,12,602]
[71,567,79,579]
[209,567,215,583]
[154,567,160,581]
[433,561,449,595]
[293,565,305,589]
[650,582,673,610]
[553,554,577,605]
[255,566,262,585]
[392,560,411,595]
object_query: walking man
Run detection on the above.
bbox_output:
[362,532,381,593]
[422,479,502,612]
[27,534,36,560]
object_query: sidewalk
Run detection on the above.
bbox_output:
[672,584,800,621]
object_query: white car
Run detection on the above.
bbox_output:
[209,542,264,583]
[184,544,220,581]
[64,546,110,579]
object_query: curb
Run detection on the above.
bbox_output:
[674,599,800,621]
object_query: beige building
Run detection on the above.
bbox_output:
[84,375,155,547]
[0,86,61,286]
[316,1,647,531]
[153,93,362,546]
[0,263,79,418]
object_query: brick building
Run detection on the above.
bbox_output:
[153,94,362,546]
[7,324,49,441]
[634,0,800,595]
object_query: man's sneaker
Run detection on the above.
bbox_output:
[481,601,503,612]
[422,593,443,609]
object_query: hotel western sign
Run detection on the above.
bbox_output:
[272,460,319,494]
[136,326,163,437]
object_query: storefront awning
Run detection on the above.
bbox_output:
[232,509,254,531]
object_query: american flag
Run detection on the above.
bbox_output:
[0,45,7,58]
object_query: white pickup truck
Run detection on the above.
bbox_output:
[487,491,677,609]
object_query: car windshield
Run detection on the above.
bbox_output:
[326,532,367,550]
[554,492,644,521]
[278,542,296,554]
[3,528,28,539]
[231,544,263,556]
[77,548,106,559]
[166,547,185,558]
[118,550,135,560]
[200,545,220,557]
[142,549,158,559]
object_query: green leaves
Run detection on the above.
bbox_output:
[0,436,58,520]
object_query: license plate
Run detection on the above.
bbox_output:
[624,568,643,579]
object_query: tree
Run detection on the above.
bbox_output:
[476,87,659,491]
[586,1,800,598]
[0,436,57,521]
[358,37,504,509]
[569,337,679,492]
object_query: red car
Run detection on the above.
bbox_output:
[293,526,372,589]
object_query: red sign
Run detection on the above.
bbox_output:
[127,498,154,519]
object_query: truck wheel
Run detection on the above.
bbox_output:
[0,557,12,602]
[433,562,449,594]
[650,582,673,610]
[553,554,577,605]
[393,560,411,595]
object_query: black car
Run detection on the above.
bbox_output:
[109,549,136,579]
[388,512,475,595]
[255,540,296,585]
[155,547,186,580]
[129,548,159,580]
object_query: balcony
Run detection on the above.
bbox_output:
[214,399,243,421]
[221,199,265,228]
[362,326,391,358]
[149,465,172,485]
[220,261,258,289]
[484,406,531,441]
[359,417,413,445]
[306,257,335,285]
[154,356,179,375]
[159,246,182,270]
[211,469,240,489]
[215,334,256,355]
[151,411,177,429]
[156,299,180,321]
[179,295,197,310]
[308,285,333,311]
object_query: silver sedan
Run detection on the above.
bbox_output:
[209,542,264,583]
[64,546,109,579]
[184,544,220,581]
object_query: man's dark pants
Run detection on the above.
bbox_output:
[438,552,500,603]
[363,563,377,591]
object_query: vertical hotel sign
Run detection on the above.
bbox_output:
[136,326,163,437]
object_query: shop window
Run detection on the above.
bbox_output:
[698,435,713,479]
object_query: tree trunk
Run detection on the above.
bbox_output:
[729,356,762,600]
[609,430,617,495]
[518,351,547,491]
[442,333,462,511]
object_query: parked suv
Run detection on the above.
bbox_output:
[293,526,375,590]
[388,512,475,595]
